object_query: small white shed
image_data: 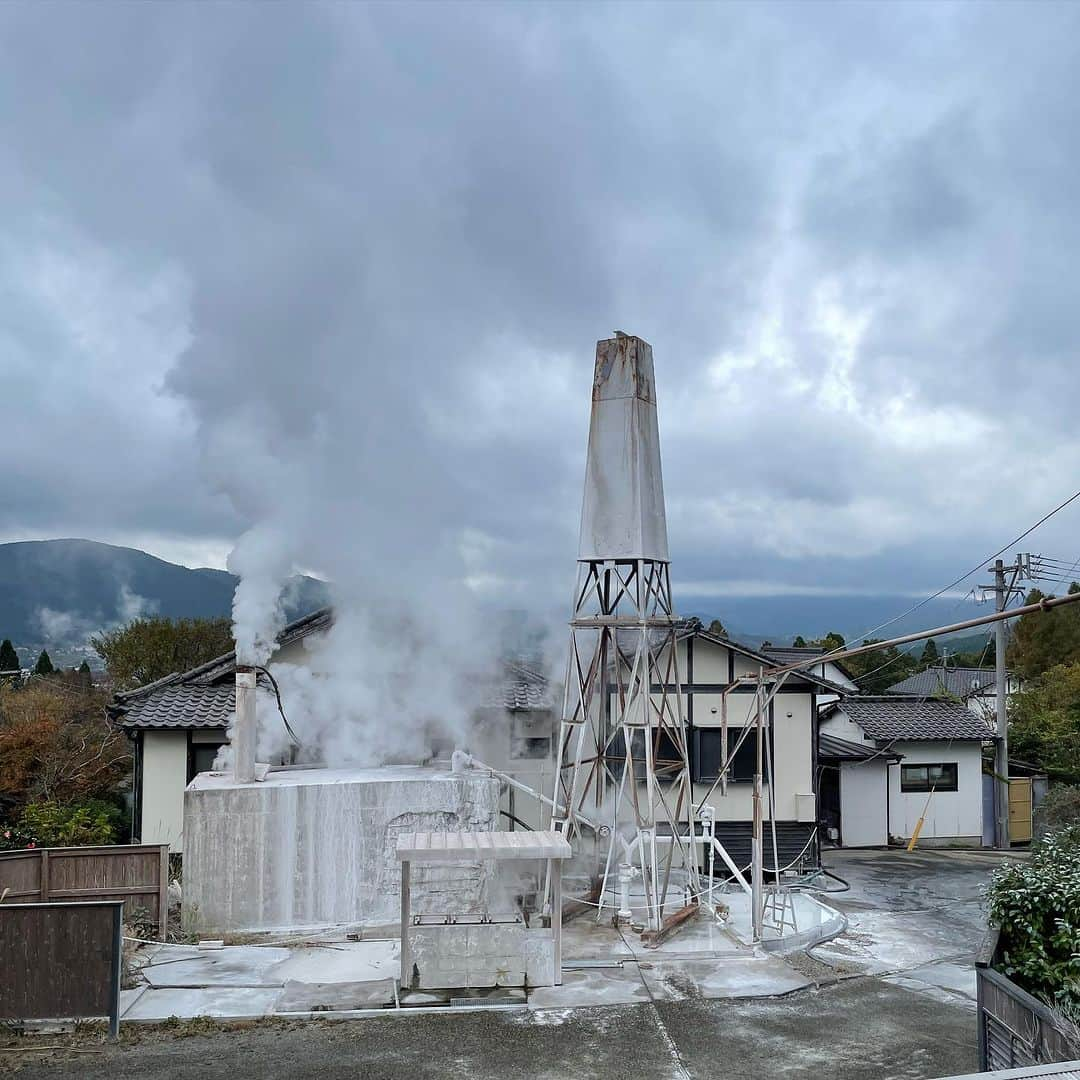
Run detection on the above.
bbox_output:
[820,696,995,848]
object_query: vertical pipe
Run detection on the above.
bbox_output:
[751,674,764,942]
[399,860,411,987]
[234,666,257,784]
[994,559,1011,849]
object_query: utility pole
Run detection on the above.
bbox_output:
[983,556,1027,849]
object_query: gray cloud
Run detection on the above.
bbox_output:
[2,1,1080,640]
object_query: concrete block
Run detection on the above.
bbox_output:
[524,927,555,987]
[183,766,499,935]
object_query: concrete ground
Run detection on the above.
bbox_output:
[2,848,1014,1079]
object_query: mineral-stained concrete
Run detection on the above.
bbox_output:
[183,765,500,935]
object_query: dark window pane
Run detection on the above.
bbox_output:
[692,727,771,783]
[900,763,958,793]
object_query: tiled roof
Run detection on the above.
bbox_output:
[819,731,903,762]
[824,695,994,741]
[110,607,333,730]
[501,660,551,711]
[121,684,235,730]
[886,666,997,699]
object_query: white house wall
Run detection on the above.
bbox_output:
[140,729,189,853]
[887,740,984,845]
[839,761,889,846]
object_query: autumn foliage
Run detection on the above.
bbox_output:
[0,680,130,811]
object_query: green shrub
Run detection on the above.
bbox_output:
[988,827,1080,1004]
[1035,785,1080,840]
[0,822,39,850]
[18,799,119,847]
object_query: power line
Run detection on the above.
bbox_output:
[840,485,1080,647]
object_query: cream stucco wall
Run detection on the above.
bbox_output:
[140,730,189,853]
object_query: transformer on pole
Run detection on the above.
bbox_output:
[550,334,699,934]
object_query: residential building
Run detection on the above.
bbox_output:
[108,608,557,854]
[819,695,995,848]
[886,664,1022,729]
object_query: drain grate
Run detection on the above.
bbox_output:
[449,994,523,1008]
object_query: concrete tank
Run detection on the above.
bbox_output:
[183,765,500,935]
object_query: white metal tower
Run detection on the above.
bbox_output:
[550,334,698,935]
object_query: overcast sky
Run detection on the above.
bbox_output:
[4,1,1080,638]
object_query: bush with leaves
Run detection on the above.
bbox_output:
[0,822,39,851]
[17,800,120,847]
[988,827,1080,1004]
[1034,785,1080,840]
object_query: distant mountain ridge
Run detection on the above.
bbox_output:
[0,539,330,653]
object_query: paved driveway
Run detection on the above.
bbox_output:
[2,848,1010,1080]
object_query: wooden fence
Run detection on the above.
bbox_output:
[976,929,1076,1070]
[0,900,124,1037]
[0,844,169,940]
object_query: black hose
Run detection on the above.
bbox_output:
[254,665,302,748]
[812,868,851,894]
[499,809,536,831]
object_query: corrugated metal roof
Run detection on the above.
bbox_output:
[887,665,998,698]
[819,731,902,762]
[824,695,994,741]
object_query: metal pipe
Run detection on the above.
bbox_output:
[234,666,257,784]
[464,754,606,834]
[760,589,1080,679]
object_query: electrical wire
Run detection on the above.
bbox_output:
[824,485,1080,661]
[254,665,302,747]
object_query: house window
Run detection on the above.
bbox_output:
[692,728,772,784]
[900,763,958,793]
[513,736,552,760]
[604,728,684,782]
[188,741,226,782]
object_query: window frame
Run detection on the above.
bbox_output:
[692,725,773,784]
[899,762,959,793]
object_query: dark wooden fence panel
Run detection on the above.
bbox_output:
[976,929,1075,1070]
[0,844,168,939]
[0,901,123,1037]
[0,850,41,901]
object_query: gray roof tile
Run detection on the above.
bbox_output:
[886,666,997,698]
[828,695,994,741]
[122,684,235,730]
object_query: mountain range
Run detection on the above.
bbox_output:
[0,539,329,664]
[0,538,995,670]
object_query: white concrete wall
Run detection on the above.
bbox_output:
[140,730,188,852]
[839,761,889,846]
[887,740,984,844]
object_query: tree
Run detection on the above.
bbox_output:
[842,639,919,695]
[77,660,92,689]
[707,618,727,637]
[810,631,846,653]
[792,635,808,648]
[1008,586,1080,680]
[33,650,54,676]
[1009,660,1080,784]
[920,638,939,666]
[0,680,129,809]
[92,616,233,689]
[0,639,20,673]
